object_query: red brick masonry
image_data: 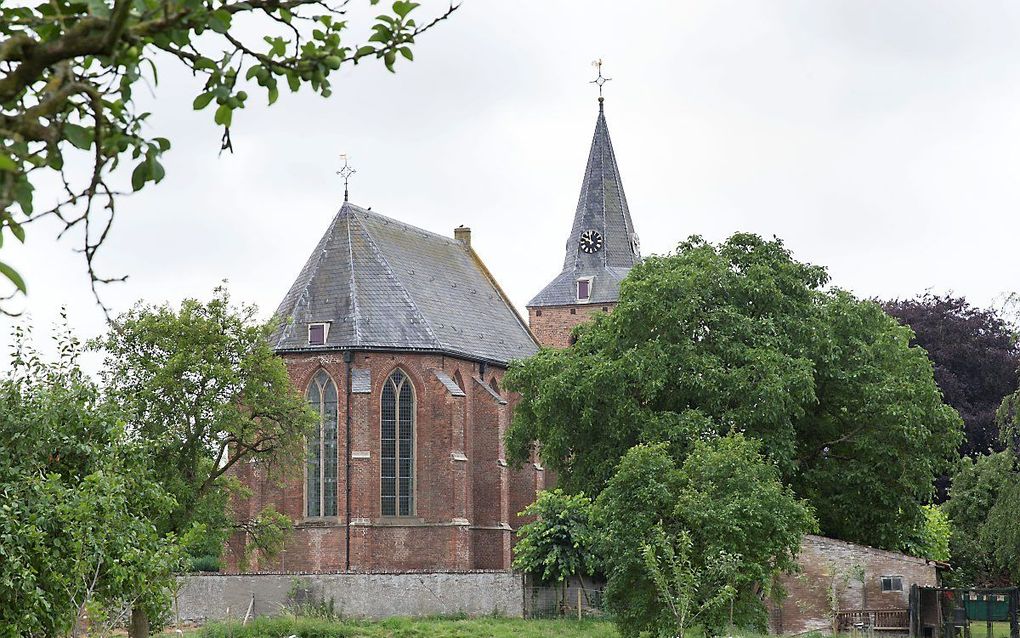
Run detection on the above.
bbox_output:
[527,303,614,349]
[226,350,549,573]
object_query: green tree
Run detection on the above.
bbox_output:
[507,233,962,551]
[95,286,316,635]
[903,505,951,563]
[0,0,456,313]
[0,325,181,637]
[944,451,1018,586]
[512,489,598,611]
[641,526,738,638]
[594,436,815,637]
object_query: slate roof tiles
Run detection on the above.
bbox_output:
[272,203,538,366]
[529,99,641,308]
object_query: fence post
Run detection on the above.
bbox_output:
[1009,589,1019,638]
[577,586,582,621]
[918,583,926,632]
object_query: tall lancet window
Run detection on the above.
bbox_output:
[381,369,415,516]
[306,370,338,518]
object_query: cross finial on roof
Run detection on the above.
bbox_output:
[337,154,356,202]
[590,58,611,105]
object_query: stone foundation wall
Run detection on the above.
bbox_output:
[174,572,524,623]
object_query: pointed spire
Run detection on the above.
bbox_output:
[562,99,640,271]
[527,100,641,308]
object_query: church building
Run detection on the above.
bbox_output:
[227,96,640,573]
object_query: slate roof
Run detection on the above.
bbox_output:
[434,370,466,397]
[529,99,641,307]
[271,202,538,365]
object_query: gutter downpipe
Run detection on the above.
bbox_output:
[343,350,353,571]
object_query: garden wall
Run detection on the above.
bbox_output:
[174,572,524,623]
[770,535,942,635]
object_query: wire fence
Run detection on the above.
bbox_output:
[523,585,608,620]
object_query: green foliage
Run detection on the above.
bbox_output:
[506,233,962,552]
[0,1,456,311]
[903,505,951,563]
[943,452,1016,586]
[94,286,316,573]
[982,478,1020,584]
[0,324,181,637]
[188,555,222,573]
[198,616,620,638]
[512,489,599,585]
[594,435,815,638]
[641,527,737,638]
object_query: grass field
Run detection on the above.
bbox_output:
[188,616,620,638]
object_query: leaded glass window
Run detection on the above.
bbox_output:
[306,370,338,518]
[381,369,415,516]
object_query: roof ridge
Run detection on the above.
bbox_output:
[566,118,599,273]
[345,209,362,345]
[349,208,443,348]
[601,113,636,245]
[346,202,462,247]
[599,112,609,268]
[273,205,348,348]
[464,244,539,349]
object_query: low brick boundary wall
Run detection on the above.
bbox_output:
[174,572,524,622]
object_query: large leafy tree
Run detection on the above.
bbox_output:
[506,233,962,551]
[594,436,815,637]
[882,294,1020,457]
[95,286,316,635]
[0,326,180,637]
[0,0,456,314]
[943,451,1016,586]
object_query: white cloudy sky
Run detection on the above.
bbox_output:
[5,0,1020,363]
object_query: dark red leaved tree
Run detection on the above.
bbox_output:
[883,294,1020,458]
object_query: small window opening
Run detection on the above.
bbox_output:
[570,308,576,315]
[881,576,903,592]
[308,323,329,345]
[535,309,543,317]
[576,278,592,301]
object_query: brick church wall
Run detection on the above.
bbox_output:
[527,304,614,349]
[225,350,535,573]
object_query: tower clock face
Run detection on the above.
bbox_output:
[579,229,604,254]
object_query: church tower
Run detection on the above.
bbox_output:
[527,97,641,348]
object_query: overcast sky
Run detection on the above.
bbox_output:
[5,1,1020,365]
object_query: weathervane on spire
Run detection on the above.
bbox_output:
[337,154,356,202]
[590,58,611,102]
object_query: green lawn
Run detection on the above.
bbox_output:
[192,616,620,638]
[973,621,1014,638]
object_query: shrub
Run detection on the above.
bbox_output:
[189,555,222,573]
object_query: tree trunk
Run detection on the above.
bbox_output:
[129,606,150,638]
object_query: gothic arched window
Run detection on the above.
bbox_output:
[306,370,338,518]
[381,369,415,516]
